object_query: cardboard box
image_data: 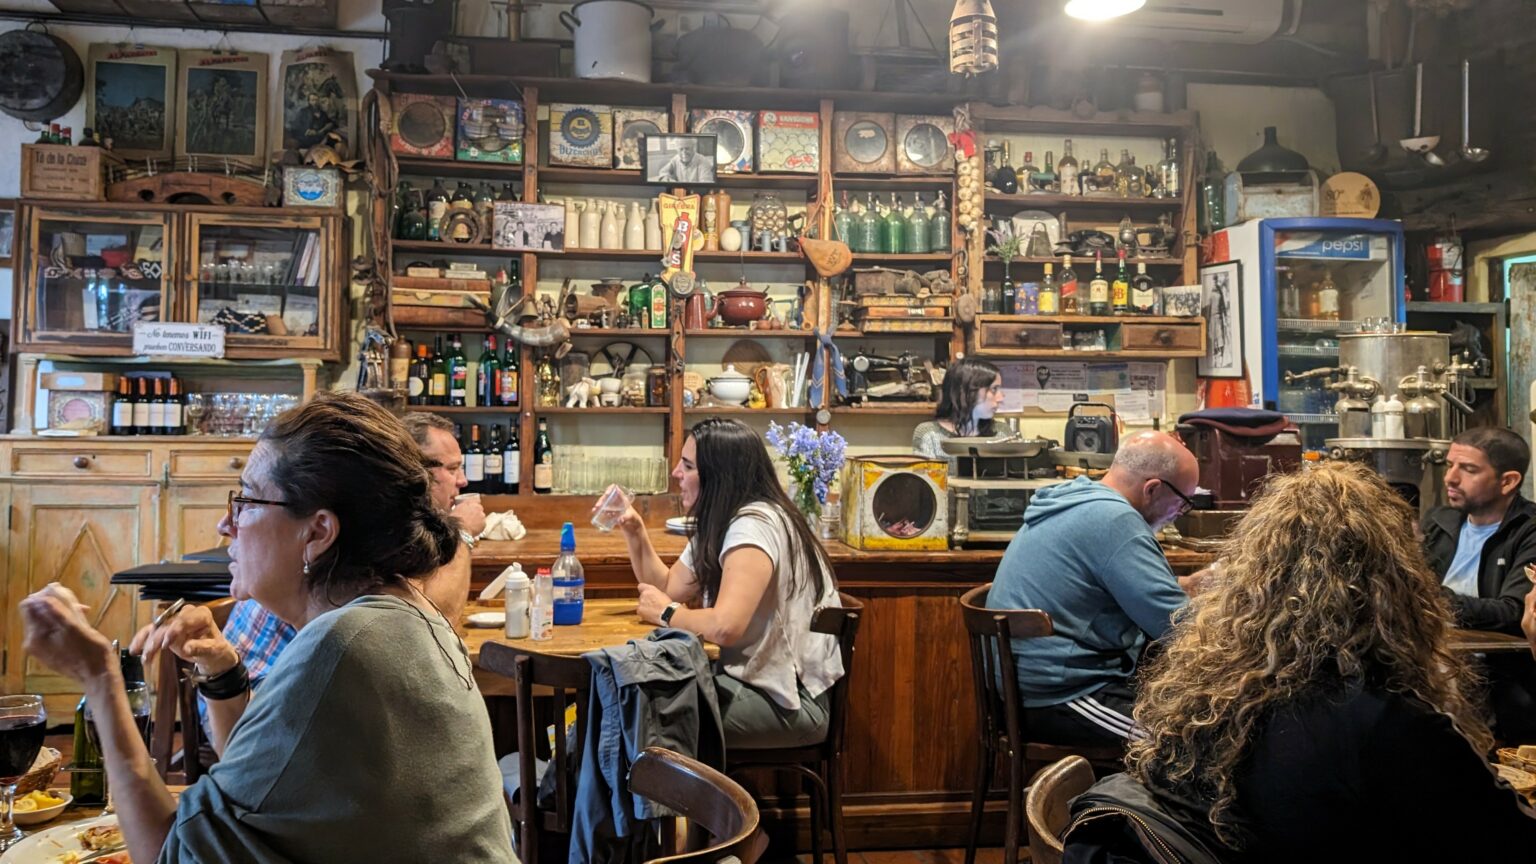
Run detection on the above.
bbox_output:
[21,145,124,201]
[42,372,118,391]
[45,371,118,434]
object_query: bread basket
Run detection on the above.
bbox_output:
[15,747,62,796]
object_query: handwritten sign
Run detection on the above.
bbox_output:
[133,322,226,358]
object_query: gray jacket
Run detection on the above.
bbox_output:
[569,628,724,864]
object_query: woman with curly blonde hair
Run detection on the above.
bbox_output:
[1121,461,1536,861]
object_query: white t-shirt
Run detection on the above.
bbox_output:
[679,502,845,710]
[1443,519,1501,598]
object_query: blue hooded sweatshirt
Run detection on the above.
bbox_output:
[987,475,1187,707]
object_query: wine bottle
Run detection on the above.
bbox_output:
[409,343,431,406]
[111,377,133,436]
[464,424,486,494]
[499,340,519,407]
[448,333,468,407]
[503,424,522,494]
[132,378,151,435]
[1088,251,1110,316]
[483,424,505,495]
[533,418,553,494]
[429,336,448,406]
[166,377,185,435]
[479,335,501,408]
[1112,250,1131,315]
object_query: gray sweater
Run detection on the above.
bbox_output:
[159,595,516,864]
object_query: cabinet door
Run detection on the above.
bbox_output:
[180,213,342,361]
[15,206,174,355]
[161,484,231,562]
[4,483,155,714]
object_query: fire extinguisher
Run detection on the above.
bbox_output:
[1426,233,1464,302]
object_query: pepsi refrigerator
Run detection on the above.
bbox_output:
[1206,217,1406,451]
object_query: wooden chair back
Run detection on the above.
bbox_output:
[631,746,766,864]
[1025,755,1096,864]
[812,592,864,758]
[173,597,238,782]
[958,584,1052,762]
[479,641,594,864]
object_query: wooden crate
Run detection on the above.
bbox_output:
[21,145,123,201]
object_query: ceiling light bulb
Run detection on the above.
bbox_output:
[1064,0,1147,21]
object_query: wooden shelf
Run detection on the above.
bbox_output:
[976,349,1198,359]
[833,329,952,339]
[975,314,1199,326]
[546,248,801,263]
[986,193,1182,211]
[684,406,815,415]
[985,256,1184,266]
[684,329,816,339]
[850,252,955,264]
[405,405,519,414]
[537,166,817,190]
[832,403,938,415]
[391,240,511,256]
[536,406,670,414]
[396,157,524,181]
[831,174,954,190]
[567,328,670,337]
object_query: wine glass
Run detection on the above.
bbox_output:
[185,393,208,436]
[0,694,46,851]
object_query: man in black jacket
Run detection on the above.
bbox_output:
[1421,426,1536,635]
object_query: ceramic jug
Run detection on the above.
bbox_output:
[564,199,582,249]
[580,198,602,249]
[625,201,646,249]
[644,200,662,250]
[600,200,620,249]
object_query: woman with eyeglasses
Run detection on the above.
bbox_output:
[912,356,1006,461]
[20,392,516,863]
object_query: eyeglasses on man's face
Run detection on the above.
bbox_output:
[1158,479,1197,516]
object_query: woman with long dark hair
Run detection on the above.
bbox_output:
[912,356,1004,460]
[612,418,844,748]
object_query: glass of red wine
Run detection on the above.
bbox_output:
[0,694,46,851]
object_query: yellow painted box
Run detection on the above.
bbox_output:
[839,455,949,550]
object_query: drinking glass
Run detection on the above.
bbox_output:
[591,484,634,532]
[185,393,208,435]
[0,694,46,851]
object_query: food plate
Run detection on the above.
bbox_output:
[13,790,72,826]
[1,814,128,863]
[665,516,695,536]
[466,611,507,628]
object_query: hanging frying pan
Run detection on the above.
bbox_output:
[0,26,83,122]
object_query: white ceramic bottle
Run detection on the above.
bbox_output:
[644,199,662,250]
[600,200,620,249]
[625,200,646,249]
[564,199,581,249]
[580,197,601,249]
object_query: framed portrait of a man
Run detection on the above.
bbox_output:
[643,134,717,186]
[277,48,357,160]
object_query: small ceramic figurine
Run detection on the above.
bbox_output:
[565,376,598,408]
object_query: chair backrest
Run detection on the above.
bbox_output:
[811,592,864,757]
[478,641,594,864]
[175,597,239,782]
[958,584,1052,756]
[1025,755,1096,864]
[631,746,766,864]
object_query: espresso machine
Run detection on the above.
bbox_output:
[1286,331,1476,517]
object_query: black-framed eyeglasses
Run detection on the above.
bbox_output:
[227,489,291,522]
[1157,478,1197,516]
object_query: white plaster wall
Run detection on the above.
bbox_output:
[1188,82,1340,174]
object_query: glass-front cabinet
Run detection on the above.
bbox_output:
[13,202,344,361]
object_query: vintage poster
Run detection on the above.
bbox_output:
[176,49,268,164]
[87,43,177,162]
[276,48,357,159]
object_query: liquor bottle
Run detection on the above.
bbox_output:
[409,343,431,405]
[1279,269,1302,319]
[499,340,519,407]
[479,335,502,408]
[401,190,428,241]
[628,278,651,329]
[1130,262,1160,315]
[503,424,521,494]
[34,126,52,144]
[132,378,152,435]
[833,190,855,245]
[1039,262,1060,315]
[906,193,930,254]
[1058,140,1080,197]
[166,377,185,435]
[857,193,882,254]
[930,190,951,252]
[475,181,497,236]
[1060,255,1080,315]
[1093,148,1116,194]
[1031,150,1058,193]
[463,424,486,494]
[449,182,476,241]
[649,274,668,328]
[1018,151,1040,185]
[1112,250,1131,315]
[111,377,134,436]
[483,424,505,495]
[425,179,450,241]
[1088,251,1110,316]
[1317,271,1340,321]
[61,126,73,146]
[499,180,519,203]
[537,353,560,407]
[447,333,468,406]
[881,193,906,254]
[49,123,63,144]
[70,690,105,803]
[1157,138,1180,199]
[533,417,554,494]
[1198,151,1225,233]
[1114,150,1134,197]
[995,142,1019,194]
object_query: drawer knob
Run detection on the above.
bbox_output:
[72,456,91,469]
[1156,329,1173,345]
[228,457,245,470]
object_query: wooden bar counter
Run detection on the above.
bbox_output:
[467,499,1212,849]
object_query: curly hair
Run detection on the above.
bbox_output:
[1125,461,1492,848]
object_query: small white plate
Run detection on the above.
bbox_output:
[1,814,118,862]
[466,611,506,628]
[665,516,695,535]
[12,790,71,826]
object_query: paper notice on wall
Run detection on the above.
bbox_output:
[1116,390,1151,422]
[1038,392,1078,413]
[997,360,1166,421]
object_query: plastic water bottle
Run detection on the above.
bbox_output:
[552,522,585,626]
[530,567,554,641]
[503,564,531,639]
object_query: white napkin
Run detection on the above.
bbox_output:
[480,510,527,542]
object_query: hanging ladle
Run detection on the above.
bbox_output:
[1400,62,1444,166]
[1459,58,1490,163]
[1362,70,1387,165]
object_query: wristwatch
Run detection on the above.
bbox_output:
[660,602,682,626]
[460,529,479,549]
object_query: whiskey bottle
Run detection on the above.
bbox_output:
[1130,263,1160,315]
[1058,140,1080,197]
[1088,251,1110,316]
[1059,255,1080,315]
[1112,250,1131,315]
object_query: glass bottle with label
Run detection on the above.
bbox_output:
[133,378,152,435]
[111,377,133,435]
[995,141,1019,194]
[1112,250,1131,315]
[930,190,951,252]
[1279,269,1302,319]
[463,424,486,494]
[425,179,450,241]
[429,336,448,405]
[475,182,497,237]
[1038,262,1060,315]
[533,417,554,494]
[1088,251,1110,316]
[166,378,184,435]
[1157,138,1180,199]
[478,335,501,407]
[1060,255,1080,314]
[1001,263,1016,315]
[447,333,469,406]
[629,278,651,329]
[499,340,519,407]
[648,274,668,328]
[503,424,521,494]
[1130,262,1160,315]
[408,343,430,406]
[1316,271,1340,321]
[537,353,561,406]
[1031,150,1058,193]
[1093,149,1117,195]
[1018,151,1039,185]
[449,182,476,242]
[483,424,504,495]
[1058,140,1080,196]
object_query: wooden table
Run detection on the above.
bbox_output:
[1451,628,1534,655]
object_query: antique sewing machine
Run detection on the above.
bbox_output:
[842,350,942,404]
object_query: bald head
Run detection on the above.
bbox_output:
[1102,431,1199,529]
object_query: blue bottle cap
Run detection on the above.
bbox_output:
[560,521,575,552]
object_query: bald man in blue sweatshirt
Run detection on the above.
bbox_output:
[987,431,1201,747]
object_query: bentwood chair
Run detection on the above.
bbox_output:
[630,746,767,864]
[959,584,1123,864]
[725,592,862,864]
[167,597,237,782]
[1025,755,1096,864]
[479,641,593,864]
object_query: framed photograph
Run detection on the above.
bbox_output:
[87,43,177,162]
[492,202,565,252]
[176,50,268,163]
[642,135,717,186]
[0,200,15,268]
[1197,261,1243,378]
[277,48,357,159]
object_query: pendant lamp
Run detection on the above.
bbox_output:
[949,0,999,76]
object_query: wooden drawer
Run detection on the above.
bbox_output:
[976,320,1064,351]
[169,449,252,479]
[11,447,153,479]
[1118,322,1203,352]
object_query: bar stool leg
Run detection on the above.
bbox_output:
[965,740,993,864]
[825,756,848,864]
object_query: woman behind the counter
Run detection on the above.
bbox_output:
[610,417,844,749]
[912,357,1005,460]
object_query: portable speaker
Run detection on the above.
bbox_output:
[1064,401,1119,454]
